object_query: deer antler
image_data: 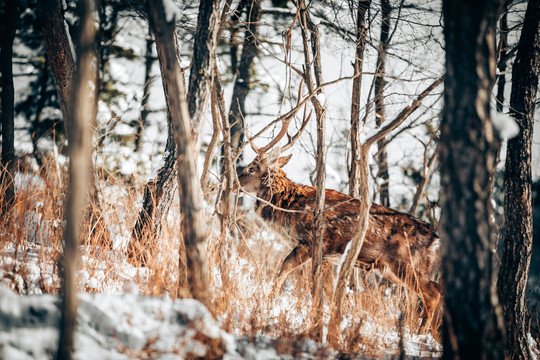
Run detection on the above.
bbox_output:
[281,106,312,152]
[244,79,310,156]
[246,108,311,157]
[245,123,261,154]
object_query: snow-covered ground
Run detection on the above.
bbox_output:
[0,283,444,360]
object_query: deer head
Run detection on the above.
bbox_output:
[238,149,292,193]
[236,109,311,194]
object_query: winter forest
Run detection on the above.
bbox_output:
[1,0,540,359]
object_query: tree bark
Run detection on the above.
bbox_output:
[374,0,391,207]
[127,32,179,267]
[187,0,220,137]
[38,0,76,140]
[439,0,505,358]
[56,1,97,359]
[298,0,327,340]
[134,27,155,152]
[409,149,437,216]
[147,0,210,307]
[349,0,371,198]
[228,0,260,163]
[0,0,18,216]
[498,0,540,358]
[30,59,50,169]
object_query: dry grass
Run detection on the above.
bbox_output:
[0,158,442,357]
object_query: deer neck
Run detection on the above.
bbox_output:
[257,167,296,206]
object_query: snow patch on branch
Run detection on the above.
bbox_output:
[162,0,182,23]
[315,92,327,106]
[492,110,520,140]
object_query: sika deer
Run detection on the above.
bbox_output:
[236,117,441,333]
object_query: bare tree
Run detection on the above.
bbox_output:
[29,59,49,169]
[439,0,505,358]
[188,0,220,136]
[147,0,210,306]
[373,0,391,207]
[39,0,110,249]
[349,0,371,198]
[228,0,260,163]
[298,0,327,339]
[56,0,98,358]
[129,0,220,269]
[134,27,155,152]
[38,0,76,140]
[328,77,443,346]
[0,0,18,216]
[498,0,540,358]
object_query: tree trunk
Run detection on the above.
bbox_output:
[147,0,209,307]
[487,3,511,207]
[39,0,108,249]
[135,27,155,152]
[374,0,391,207]
[38,0,76,139]
[0,0,18,216]
[127,32,179,267]
[228,0,260,163]
[213,68,236,296]
[439,0,505,358]
[56,1,97,358]
[298,0,327,340]
[229,0,247,77]
[498,0,540,358]
[349,0,371,198]
[409,149,437,216]
[187,0,220,137]
[30,59,49,169]
[329,146,370,346]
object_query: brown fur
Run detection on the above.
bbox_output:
[238,152,441,333]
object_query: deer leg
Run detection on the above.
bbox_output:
[417,280,441,334]
[382,262,441,335]
[322,261,335,304]
[273,245,310,296]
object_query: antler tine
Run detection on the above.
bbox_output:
[258,116,293,154]
[280,106,312,153]
[245,123,261,154]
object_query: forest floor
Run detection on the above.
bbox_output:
[0,166,538,359]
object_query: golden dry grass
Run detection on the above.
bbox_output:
[0,158,442,357]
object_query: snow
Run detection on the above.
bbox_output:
[162,0,182,23]
[492,110,520,140]
[529,333,540,360]
[315,92,327,106]
[180,59,191,68]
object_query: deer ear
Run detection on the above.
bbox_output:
[267,147,282,164]
[277,154,292,167]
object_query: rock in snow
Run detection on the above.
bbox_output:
[0,285,240,360]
